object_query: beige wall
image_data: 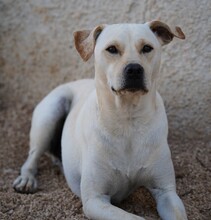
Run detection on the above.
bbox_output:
[0,0,210,141]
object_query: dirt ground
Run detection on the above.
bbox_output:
[0,83,210,220]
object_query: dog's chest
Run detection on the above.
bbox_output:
[103,129,154,184]
[108,140,148,177]
[94,116,164,201]
[103,138,152,202]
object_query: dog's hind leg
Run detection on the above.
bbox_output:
[13,85,71,193]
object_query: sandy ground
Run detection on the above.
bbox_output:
[0,85,210,220]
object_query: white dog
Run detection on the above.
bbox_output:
[13,20,187,220]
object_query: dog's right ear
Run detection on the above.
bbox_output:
[73,25,105,61]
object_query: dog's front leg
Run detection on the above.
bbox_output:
[82,195,146,220]
[150,189,187,220]
[80,168,146,220]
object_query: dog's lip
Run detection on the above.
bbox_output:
[111,86,148,94]
[111,87,117,92]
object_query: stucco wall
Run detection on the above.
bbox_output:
[0,0,210,141]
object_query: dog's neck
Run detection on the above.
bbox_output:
[95,76,157,133]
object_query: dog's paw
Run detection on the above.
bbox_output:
[13,175,37,193]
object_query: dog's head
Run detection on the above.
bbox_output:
[74,21,185,95]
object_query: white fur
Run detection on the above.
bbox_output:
[13,22,187,220]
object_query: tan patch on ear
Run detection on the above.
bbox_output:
[73,25,105,61]
[73,30,92,61]
[148,20,185,45]
[175,26,185,39]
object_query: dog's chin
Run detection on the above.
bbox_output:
[111,86,148,96]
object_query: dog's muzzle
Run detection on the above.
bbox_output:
[120,63,148,93]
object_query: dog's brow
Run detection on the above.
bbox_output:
[136,39,154,51]
[104,40,122,48]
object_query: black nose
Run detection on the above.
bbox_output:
[124,63,144,80]
[122,63,147,92]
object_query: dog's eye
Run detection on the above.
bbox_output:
[106,46,118,54]
[142,45,153,53]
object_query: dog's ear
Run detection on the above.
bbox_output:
[73,25,105,61]
[147,20,185,45]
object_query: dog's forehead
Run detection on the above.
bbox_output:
[97,23,158,47]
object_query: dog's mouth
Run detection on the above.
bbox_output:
[111,86,148,95]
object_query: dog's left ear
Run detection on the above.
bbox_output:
[147,20,185,45]
[73,25,105,61]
